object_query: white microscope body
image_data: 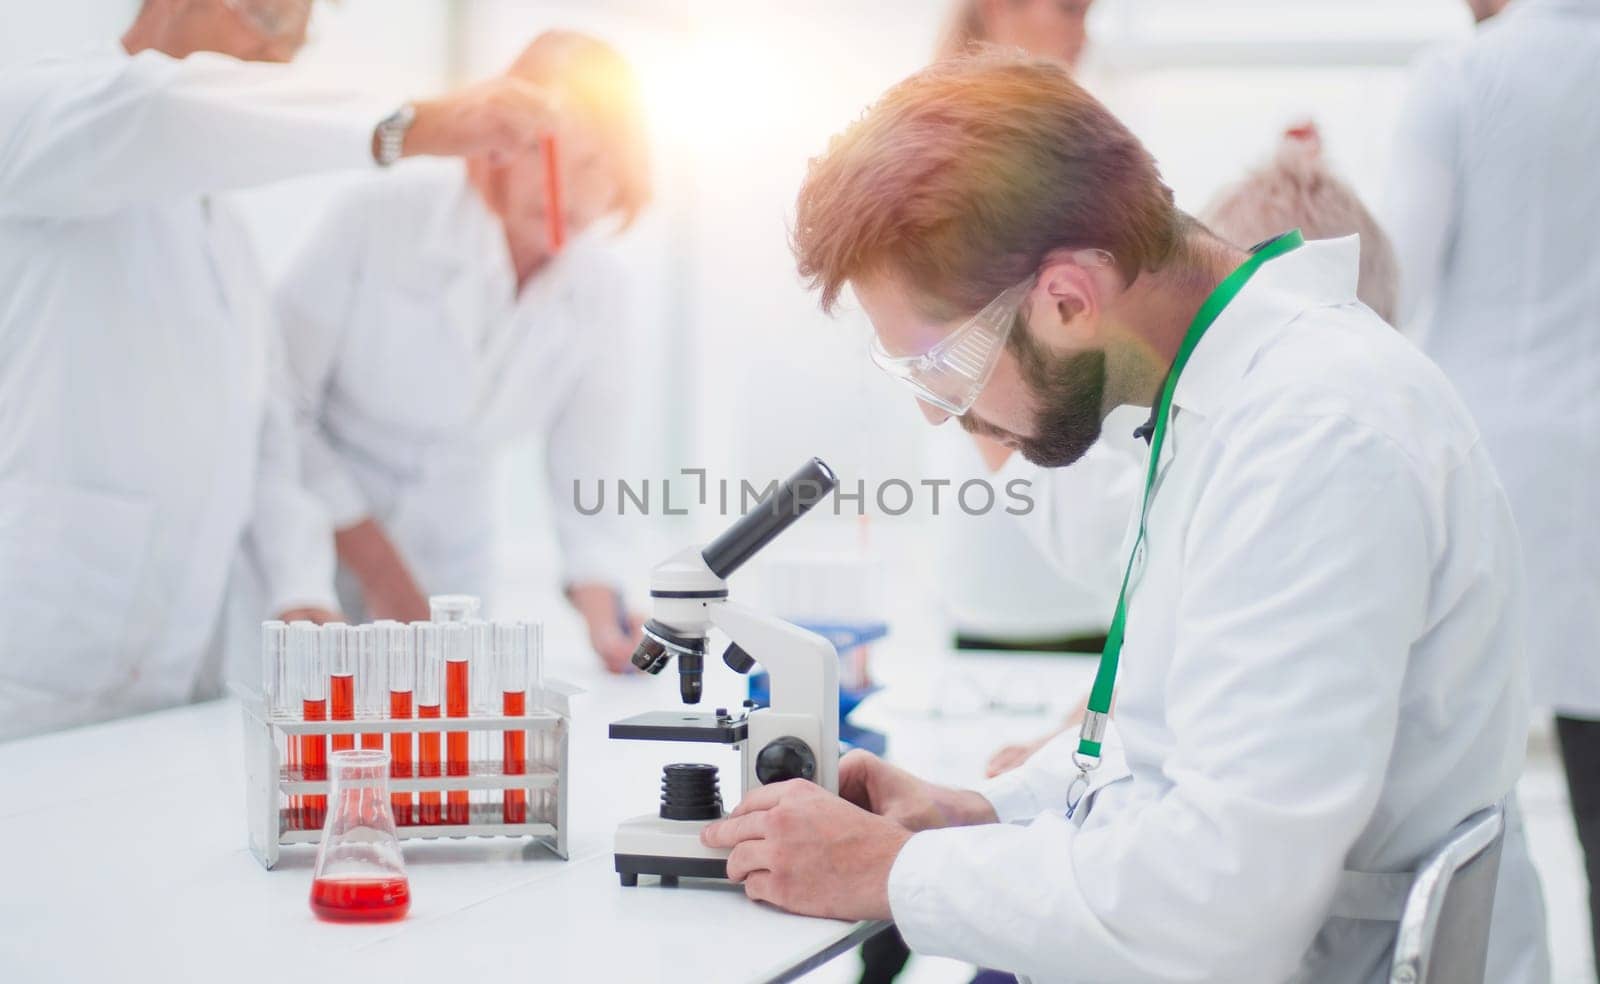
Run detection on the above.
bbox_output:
[612,459,840,886]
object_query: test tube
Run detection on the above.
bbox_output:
[261,620,288,716]
[297,622,329,829]
[429,594,480,623]
[443,621,471,824]
[386,622,415,826]
[324,624,354,753]
[523,621,545,819]
[414,622,443,826]
[261,622,293,827]
[358,623,389,750]
[469,620,497,814]
[497,622,529,824]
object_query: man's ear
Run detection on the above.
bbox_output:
[1032,258,1103,350]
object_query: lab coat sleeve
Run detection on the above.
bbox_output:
[887,411,1428,983]
[0,47,386,219]
[271,190,372,529]
[545,255,635,589]
[978,725,1129,823]
[999,438,1143,592]
[1384,47,1463,334]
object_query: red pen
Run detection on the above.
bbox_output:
[542,133,565,253]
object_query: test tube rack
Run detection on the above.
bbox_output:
[235,681,577,870]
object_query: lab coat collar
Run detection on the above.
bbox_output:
[1167,235,1361,420]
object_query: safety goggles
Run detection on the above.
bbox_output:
[869,277,1035,417]
[224,0,314,38]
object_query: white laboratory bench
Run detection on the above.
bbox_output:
[0,643,1097,983]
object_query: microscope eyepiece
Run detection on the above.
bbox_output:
[701,458,838,580]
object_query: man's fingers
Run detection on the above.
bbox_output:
[838,749,879,809]
[701,810,769,848]
[726,779,802,818]
[725,841,773,884]
[742,870,777,907]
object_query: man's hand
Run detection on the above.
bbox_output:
[701,779,911,921]
[277,606,341,625]
[403,76,558,164]
[839,749,997,831]
[566,582,643,674]
[333,518,430,623]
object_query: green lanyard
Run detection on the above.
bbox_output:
[1066,229,1304,814]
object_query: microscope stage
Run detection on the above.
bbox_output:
[609,711,748,744]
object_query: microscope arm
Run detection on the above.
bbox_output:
[710,600,840,794]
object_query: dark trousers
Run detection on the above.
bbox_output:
[1557,714,1600,966]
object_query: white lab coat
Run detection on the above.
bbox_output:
[1384,0,1600,716]
[887,238,1549,982]
[273,161,632,609]
[0,43,382,740]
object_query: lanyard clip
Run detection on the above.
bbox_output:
[1064,748,1102,820]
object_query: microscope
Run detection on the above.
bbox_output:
[612,458,841,886]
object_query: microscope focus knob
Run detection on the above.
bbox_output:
[755,736,816,785]
[722,642,756,674]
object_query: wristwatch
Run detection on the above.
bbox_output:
[373,103,416,167]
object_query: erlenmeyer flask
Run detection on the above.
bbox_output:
[309,749,411,922]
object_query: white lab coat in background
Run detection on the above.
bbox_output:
[1385,0,1600,716]
[0,44,380,740]
[888,238,1549,982]
[274,161,632,610]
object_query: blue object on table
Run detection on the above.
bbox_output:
[748,620,890,755]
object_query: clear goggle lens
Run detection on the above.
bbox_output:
[869,278,1034,417]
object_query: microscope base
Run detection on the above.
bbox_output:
[614,814,731,886]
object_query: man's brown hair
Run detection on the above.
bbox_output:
[794,49,1181,319]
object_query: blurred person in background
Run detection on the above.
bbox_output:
[1386,0,1600,963]
[0,0,561,740]
[936,0,1095,64]
[274,31,652,673]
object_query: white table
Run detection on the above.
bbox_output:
[0,644,1096,983]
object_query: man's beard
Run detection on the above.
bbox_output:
[961,323,1107,469]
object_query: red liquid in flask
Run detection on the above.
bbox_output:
[446,659,469,824]
[390,690,414,825]
[417,703,441,825]
[502,691,527,823]
[302,698,328,829]
[330,673,355,752]
[309,876,411,922]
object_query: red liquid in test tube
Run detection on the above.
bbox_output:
[330,674,355,752]
[390,690,414,825]
[542,134,565,254]
[324,623,354,753]
[418,705,442,824]
[413,622,444,826]
[296,622,330,829]
[446,651,470,824]
[302,697,327,828]
[502,690,527,823]
[495,621,532,824]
